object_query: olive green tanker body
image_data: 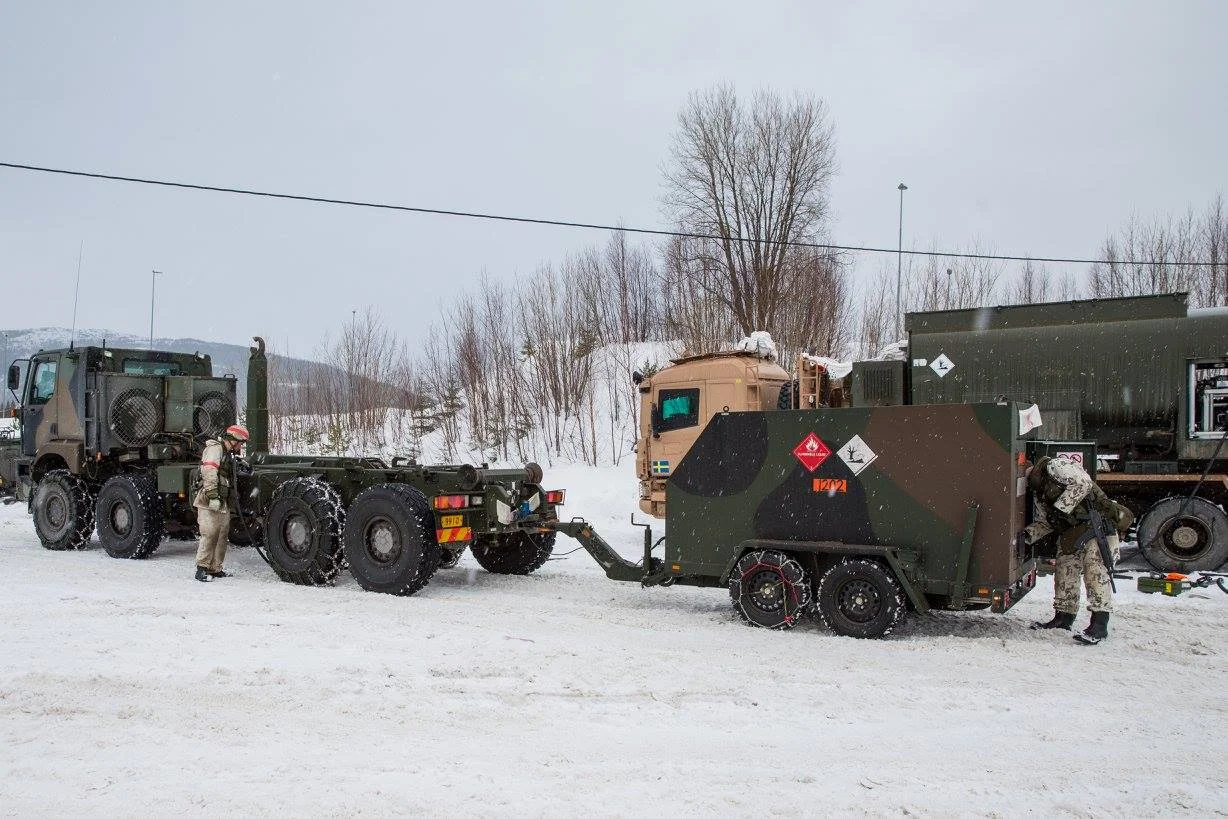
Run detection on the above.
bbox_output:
[905,293,1228,462]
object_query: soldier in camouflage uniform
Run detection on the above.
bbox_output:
[1022,455,1134,644]
[194,424,249,582]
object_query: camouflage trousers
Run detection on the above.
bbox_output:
[195,506,230,573]
[1053,533,1119,614]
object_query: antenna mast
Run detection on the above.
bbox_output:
[70,240,84,347]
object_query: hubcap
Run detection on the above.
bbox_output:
[365,518,400,564]
[283,513,311,556]
[1164,516,1211,560]
[748,569,785,612]
[46,494,67,528]
[110,503,132,537]
[838,579,881,623]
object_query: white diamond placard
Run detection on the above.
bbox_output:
[838,434,878,476]
[930,353,955,378]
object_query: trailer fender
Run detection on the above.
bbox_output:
[729,539,929,613]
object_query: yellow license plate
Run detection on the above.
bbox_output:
[440,514,463,528]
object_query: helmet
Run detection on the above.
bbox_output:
[222,424,250,443]
[1027,455,1051,490]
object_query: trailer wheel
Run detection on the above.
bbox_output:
[263,478,345,586]
[343,483,439,595]
[817,558,906,639]
[470,530,555,575]
[32,470,95,551]
[96,474,164,559]
[438,546,466,569]
[1138,496,1228,572]
[728,549,812,630]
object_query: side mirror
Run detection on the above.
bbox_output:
[6,364,18,392]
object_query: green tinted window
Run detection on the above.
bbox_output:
[657,388,700,432]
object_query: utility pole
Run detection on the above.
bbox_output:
[896,183,908,339]
[150,270,163,349]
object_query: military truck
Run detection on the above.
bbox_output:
[2,338,563,595]
[844,293,1228,572]
[557,399,1039,638]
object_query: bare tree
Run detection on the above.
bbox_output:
[663,85,843,348]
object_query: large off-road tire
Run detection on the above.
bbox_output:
[438,546,466,569]
[470,530,556,575]
[728,549,812,630]
[263,478,345,586]
[343,483,439,595]
[778,379,798,410]
[96,474,164,559]
[31,470,95,551]
[817,558,906,639]
[1138,496,1228,572]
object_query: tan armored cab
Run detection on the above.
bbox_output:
[636,350,789,517]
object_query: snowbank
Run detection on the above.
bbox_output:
[1,461,1225,815]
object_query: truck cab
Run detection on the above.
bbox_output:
[635,350,789,517]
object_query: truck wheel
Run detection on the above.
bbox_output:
[32,470,95,551]
[96,474,164,559]
[470,530,555,575]
[1138,496,1228,572]
[728,549,812,630]
[263,478,345,586]
[438,546,466,569]
[343,483,439,595]
[817,558,906,639]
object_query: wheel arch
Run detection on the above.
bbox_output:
[32,453,71,483]
[730,538,929,613]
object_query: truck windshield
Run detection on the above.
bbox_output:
[123,360,182,376]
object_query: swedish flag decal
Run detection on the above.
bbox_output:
[651,459,671,476]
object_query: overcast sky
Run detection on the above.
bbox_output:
[1,1,1224,357]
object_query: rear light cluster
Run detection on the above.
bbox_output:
[432,494,485,510]
[545,490,565,505]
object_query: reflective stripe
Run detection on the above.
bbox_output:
[201,461,220,468]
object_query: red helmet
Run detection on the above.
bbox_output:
[223,424,250,443]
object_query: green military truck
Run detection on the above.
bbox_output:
[1,338,563,595]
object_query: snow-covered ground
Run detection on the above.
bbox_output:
[1,462,1226,816]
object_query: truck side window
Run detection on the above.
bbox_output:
[658,388,700,433]
[30,360,58,405]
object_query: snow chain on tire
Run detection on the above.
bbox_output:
[470,530,556,575]
[263,477,345,586]
[816,558,907,639]
[729,549,812,630]
[32,470,95,551]
[96,473,165,559]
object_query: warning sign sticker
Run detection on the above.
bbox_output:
[837,434,878,476]
[930,353,955,378]
[1055,451,1084,466]
[792,433,832,472]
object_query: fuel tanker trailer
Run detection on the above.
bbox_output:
[547,349,1040,639]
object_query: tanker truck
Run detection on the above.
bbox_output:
[893,292,1228,572]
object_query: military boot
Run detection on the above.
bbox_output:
[1031,611,1076,630]
[1074,611,1110,645]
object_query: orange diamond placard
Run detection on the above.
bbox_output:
[793,432,832,472]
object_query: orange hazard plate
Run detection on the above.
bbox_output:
[440,515,463,528]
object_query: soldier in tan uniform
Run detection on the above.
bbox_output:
[1022,455,1134,644]
[194,424,249,582]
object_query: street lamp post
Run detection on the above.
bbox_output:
[896,183,908,339]
[150,270,163,349]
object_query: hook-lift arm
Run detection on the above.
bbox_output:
[543,517,672,585]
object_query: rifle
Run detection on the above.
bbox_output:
[1081,508,1117,593]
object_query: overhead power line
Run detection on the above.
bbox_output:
[0,160,1217,268]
